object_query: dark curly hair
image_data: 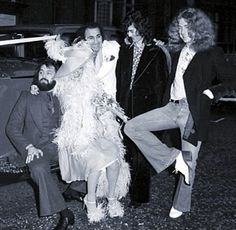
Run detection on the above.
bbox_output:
[32,59,59,85]
[167,8,216,52]
[72,22,104,44]
[123,10,153,44]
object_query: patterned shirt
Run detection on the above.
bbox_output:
[129,42,145,90]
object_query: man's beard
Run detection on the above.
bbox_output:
[37,79,56,91]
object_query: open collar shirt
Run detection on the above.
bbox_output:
[170,46,196,100]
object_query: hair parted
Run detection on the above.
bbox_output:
[167,8,216,52]
[123,10,153,44]
[72,22,104,44]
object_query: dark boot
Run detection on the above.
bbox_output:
[63,187,86,203]
[54,208,74,230]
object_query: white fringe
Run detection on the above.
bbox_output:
[53,63,131,198]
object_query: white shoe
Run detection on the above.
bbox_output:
[169,206,183,218]
[175,151,190,185]
[83,195,105,223]
[107,198,124,218]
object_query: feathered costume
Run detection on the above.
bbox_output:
[45,38,130,199]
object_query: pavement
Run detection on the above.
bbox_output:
[0,102,235,230]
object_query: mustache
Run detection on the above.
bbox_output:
[39,78,49,83]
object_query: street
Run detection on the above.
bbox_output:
[0,102,235,230]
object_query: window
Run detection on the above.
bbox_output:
[0,14,16,26]
[94,0,113,26]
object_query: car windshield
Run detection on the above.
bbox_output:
[0,32,49,59]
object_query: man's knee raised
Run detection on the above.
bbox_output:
[124,120,135,137]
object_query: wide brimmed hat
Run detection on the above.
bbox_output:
[54,44,93,78]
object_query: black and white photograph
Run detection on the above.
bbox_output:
[0,0,235,229]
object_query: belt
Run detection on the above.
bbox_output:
[170,99,180,104]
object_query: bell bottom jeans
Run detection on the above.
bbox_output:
[124,99,202,212]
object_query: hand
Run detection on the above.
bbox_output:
[26,146,43,164]
[124,37,131,45]
[108,107,128,123]
[30,84,39,95]
[203,89,214,99]
[153,38,165,46]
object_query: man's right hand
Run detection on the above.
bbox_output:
[30,85,39,95]
[26,145,43,164]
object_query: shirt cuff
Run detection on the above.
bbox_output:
[203,89,214,99]
[25,144,33,150]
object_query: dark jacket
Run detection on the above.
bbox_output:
[116,43,168,117]
[163,46,236,144]
[6,91,61,160]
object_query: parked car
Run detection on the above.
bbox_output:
[0,24,122,160]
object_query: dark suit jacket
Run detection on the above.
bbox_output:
[116,43,168,117]
[6,91,61,161]
[163,46,236,144]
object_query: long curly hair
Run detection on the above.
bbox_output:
[167,8,216,52]
[123,10,153,44]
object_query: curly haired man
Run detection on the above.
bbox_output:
[124,7,236,218]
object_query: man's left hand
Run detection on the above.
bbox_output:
[30,85,39,95]
[153,38,165,46]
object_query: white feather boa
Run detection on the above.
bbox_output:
[53,63,130,199]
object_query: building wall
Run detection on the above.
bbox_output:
[17,0,93,24]
[17,0,54,24]
[12,0,236,53]
[54,0,90,24]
